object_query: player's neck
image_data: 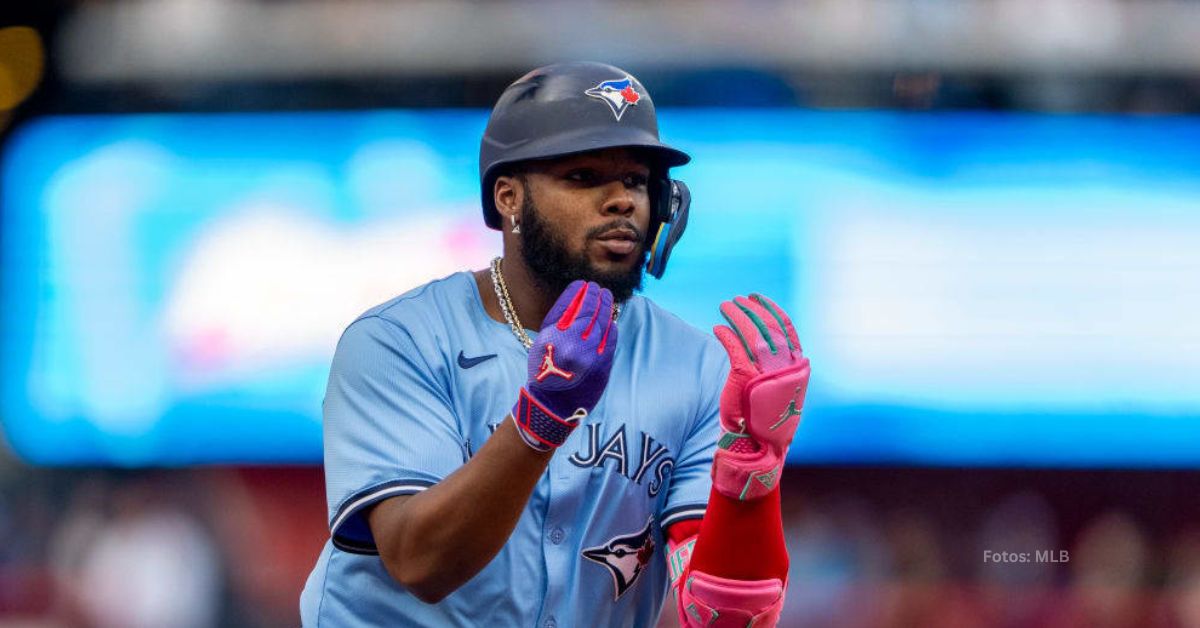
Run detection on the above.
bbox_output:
[476,255,554,332]
[501,255,555,331]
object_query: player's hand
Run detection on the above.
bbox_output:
[512,280,618,451]
[711,294,810,500]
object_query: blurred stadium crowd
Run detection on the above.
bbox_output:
[0,465,326,627]
[2,466,1200,627]
[3,1,1200,627]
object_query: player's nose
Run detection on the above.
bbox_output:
[599,180,637,217]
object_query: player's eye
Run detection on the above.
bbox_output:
[565,169,597,184]
[624,173,649,188]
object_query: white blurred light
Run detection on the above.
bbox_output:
[810,183,1200,411]
[56,0,1200,82]
[162,205,490,390]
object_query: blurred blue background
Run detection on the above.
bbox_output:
[4,110,1199,467]
[5,3,1200,627]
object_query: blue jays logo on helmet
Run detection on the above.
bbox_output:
[584,77,642,121]
[582,517,656,600]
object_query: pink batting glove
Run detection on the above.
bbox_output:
[711,294,810,501]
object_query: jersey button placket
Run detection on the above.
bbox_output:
[540,448,581,627]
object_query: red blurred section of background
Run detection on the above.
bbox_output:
[0,466,328,628]
[3,465,1200,627]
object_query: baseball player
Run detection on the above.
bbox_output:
[299,62,810,627]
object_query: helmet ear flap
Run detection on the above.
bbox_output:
[645,179,691,279]
[650,174,673,224]
[643,173,672,250]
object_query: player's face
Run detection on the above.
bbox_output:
[519,148,654,302]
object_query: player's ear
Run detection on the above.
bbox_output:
[493,172,526,223]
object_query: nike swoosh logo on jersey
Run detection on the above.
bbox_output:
[457,351,497,369]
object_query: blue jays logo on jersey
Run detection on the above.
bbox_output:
[584,77,641,121]
[582,517,656,600]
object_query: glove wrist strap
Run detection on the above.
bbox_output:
[512,387,586,452]
[712,446,783,501]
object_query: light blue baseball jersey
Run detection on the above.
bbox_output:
[300,271,728,627]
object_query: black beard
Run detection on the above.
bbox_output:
[518,193,648,304]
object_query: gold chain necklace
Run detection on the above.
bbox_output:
[489,257,620,349]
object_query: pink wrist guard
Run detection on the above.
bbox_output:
[677,570,785,628]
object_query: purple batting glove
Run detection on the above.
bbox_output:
[512,280,618,451]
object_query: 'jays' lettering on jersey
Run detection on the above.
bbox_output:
[300,272,728,627]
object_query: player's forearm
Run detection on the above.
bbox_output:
[369,417,551,603]
[671,293,808,628]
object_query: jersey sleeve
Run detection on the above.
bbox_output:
[660,338,729,529]
[322,315,465,554]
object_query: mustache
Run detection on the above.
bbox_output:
[586,220,643,242]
